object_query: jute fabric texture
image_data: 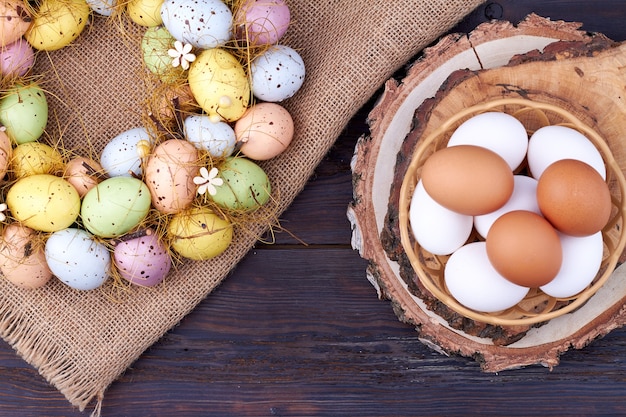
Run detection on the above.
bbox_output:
[0,0,485,412]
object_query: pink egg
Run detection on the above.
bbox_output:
[113,232,172,287]
[0,38,34,77]
[235,102,294,160]
[234,0,290,46]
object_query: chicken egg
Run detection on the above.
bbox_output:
[250,45,305,102]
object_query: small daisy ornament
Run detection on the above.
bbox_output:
[194,167,223,196]
[168,41,196,70]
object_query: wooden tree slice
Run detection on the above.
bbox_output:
[348,14,626,371]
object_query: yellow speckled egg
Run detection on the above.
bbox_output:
[0,223,52,289]
[188,48,250,122]
[6,174,80,232]
[0,0,32,47]
[11,142,64,178]
[168,207,233,260]
[127,0,164,26]
[25,0,90,51]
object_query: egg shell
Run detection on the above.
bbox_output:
[156,83,199,123]
[183,114,236,158]
[127,0,163,26]
[447,112,528,171]
[235,102,294,160]
[474,175,540,238]
[81,177,152,238]
[421,144,514,216]
[234,0,290,46]
[486,210,563,287]
[0,128,11,180]
[86,0,117,16]
[446,242,529,313]
[45,228,110,291]
[527,125,606,180]
[210,157,271,211]
[0,38,35,78]
[11,141,64,178]
[145,139,199,214]
[141,26,182,82]
[0,83,48,145]
[188,48,251,122]
[25,0,90,51]
[100,127,151,177]
[537,159,611,237]
[160,0,232,49]
[0,223,52,290]
[7,174,80,232]
[409,180,473,255]
[0,0,32,47]
[113,232,171,287]
[168,207,233,260]
[251,45,305,102]
[64,156,104,197]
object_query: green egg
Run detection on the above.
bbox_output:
[210,157,271,211]
[141,26,183,83]
[81,177,152,238]
[0,83,48,144]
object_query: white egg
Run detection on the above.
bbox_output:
[540,231,603,298]
[183,114,236,157]
[250,45,305,102]
[160,0,232,49]
[100,127,151,177]
[86,0,116,15]
[474,175,540,238]
[447,112,528,171]
[527,125,606,180]
[445,242,529,313]
[45,228,111,291]
[409,180,473,255]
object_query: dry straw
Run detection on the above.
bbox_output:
[399,98,626,327]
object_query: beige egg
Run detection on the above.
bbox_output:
[11,142,64,178]
[64,156,104,197]
[0,0,32,47]
[235,102,294,160]
[0,223,52,289]
[0,128,11,180]
[145,139,199,214]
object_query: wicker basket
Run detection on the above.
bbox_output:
[398,98,626,326]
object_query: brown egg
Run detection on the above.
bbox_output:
[0,128,11,180]
[537,159,611,236]
[486,210,562,287]
[421,145,514,215]
[64,156,105,198]
[0,223,52,289]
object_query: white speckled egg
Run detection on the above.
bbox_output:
[250,45,305,102]
[183,114,236,157]
[160,0,232,49]
[100,127,151,177]
[86,0,116,16]
[45,228,111,291]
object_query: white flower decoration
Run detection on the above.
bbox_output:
[193,167,223,196]
[0,203,7,222]
[168,41,196,70]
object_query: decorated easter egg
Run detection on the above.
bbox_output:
[11,142,64,178]
[234,0,290,46]
[86,0,117,16]
[0,128,11,180]
[25,0,90,51]
[168,207,233,260]
[0,83,48,144]
[183,114,236,158]
[6,174,80,232]
[188,48,250,122]
[127,0,163,26]
[100,127,151,177]
[0,224,53,290]
[45,228,110,291]
[113,231,172,287]
[63,156,104,197]
[210,157,271,211]
[250,45,305,102]
[81,177,152,238]
[0,0,32,47]
[235,102,294,160]
[141,26,181,81]
[160,0,232,49]
[145,139,199,214]
[0,38,35,78]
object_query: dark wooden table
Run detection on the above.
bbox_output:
[2,1,626,416]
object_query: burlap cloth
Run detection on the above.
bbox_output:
[0,0,484,413]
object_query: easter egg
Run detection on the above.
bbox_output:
[188,48,250,122]
[233,0,290,46]
[168,207,233,260]
[0,128,11,180]
[183,114,236,158]
[0,224,53,290]
[127,0,163,26]
[141,26,181,81]
[160,0,232,49]
[250,45,305,102]
[113,231,172,287]
[235,102,294,160]
[0,83,48,144]
[81,177,152,238]
[0,0,32,47]
[11,142,64,178]
[210,157,271,211]
[6,174,80,232]
[0,38,35,78]
[25,0,90,51]
[100,127,151,177]
[45,228,110,291]
[86,0,117,16]
[63,156,104,197]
